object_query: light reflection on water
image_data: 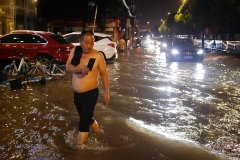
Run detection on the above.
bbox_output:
[129,117,195,143]
[112,46,240,159]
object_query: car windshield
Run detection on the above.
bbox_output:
[95,36,113,42]
[173,39,194,47]
[64,34,79,43]
[50,34,71,44]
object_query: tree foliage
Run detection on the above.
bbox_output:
[160,0,240,40]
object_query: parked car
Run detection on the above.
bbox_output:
[165,38,204,62]
[63,32,117,61]
[0,30,74,68]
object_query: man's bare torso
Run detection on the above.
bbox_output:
[72,50,100,93]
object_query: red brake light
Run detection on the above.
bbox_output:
[107,43,115,48]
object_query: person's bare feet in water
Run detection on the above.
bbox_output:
[91,120,104,134]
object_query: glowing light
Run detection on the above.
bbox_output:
[162,43,167,48]
[129,117,192,142]
[197,49,204,55]
[170,62,178,71]
[171,49,179,55]
[194,63,205,80]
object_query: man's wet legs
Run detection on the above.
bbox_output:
[77,120,100,145]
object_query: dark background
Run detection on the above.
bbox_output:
[38,0,180,26]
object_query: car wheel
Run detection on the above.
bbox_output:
[36,54,52,71]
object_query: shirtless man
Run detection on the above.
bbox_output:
[66,31,110,145]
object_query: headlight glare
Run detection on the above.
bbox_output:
[172,49,179,55]
[162,43,167,48]
[197,49,204,54]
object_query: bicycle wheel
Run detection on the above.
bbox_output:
[28,65,45,79]
[20,63,29,75]
[3,65,15,80]
[0,70,6,83]
[52,65,66,76]
[38,57,51,71]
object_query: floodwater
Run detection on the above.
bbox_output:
[0,42,239,160]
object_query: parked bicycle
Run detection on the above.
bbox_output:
[28,59,66,78]
[1,55,66,86]
[2,54,30,81]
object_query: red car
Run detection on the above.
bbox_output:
[0,30,74,67]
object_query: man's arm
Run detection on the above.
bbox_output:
[98,53,110,105]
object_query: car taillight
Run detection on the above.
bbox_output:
[107,43,115,48]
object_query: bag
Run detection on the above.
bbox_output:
[0,70,6,83]
[10,79,26,90]
[39,76,46,85]
[71,45,83,66]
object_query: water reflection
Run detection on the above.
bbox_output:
[129,117,193,142]
[116,47,239,159]
[194,63,205,80]
[169,62,178,71]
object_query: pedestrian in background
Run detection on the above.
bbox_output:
[66,31,110,148]
[118,36,126,52]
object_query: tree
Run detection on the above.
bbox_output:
[174,0,240,42]
[159,20,168,34]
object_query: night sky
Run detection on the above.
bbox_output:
[38,0,180,26]
[138,0,180,26]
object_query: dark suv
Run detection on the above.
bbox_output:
[0,30,74,68]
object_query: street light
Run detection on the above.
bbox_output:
[88,2,98,32]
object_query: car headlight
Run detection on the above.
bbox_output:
[171,49,179,55]
[197,49,204,55]
[162,43,167,48]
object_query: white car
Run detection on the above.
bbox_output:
[63,32,117,61]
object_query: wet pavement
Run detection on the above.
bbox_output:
[0,42,239,160]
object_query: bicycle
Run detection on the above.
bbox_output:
[49,59,66,76]
[28,59,66,79]
[2,54,30,81]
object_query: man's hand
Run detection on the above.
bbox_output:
[105,93,110,105]
[81,67,90,75]
[77,65,89,75]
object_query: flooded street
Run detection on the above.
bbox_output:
[0,43,240,160]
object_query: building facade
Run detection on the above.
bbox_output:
[0,0,37,36]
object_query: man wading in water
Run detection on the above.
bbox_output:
[66,31,110,147]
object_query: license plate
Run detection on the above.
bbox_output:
[184,56,193,59]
